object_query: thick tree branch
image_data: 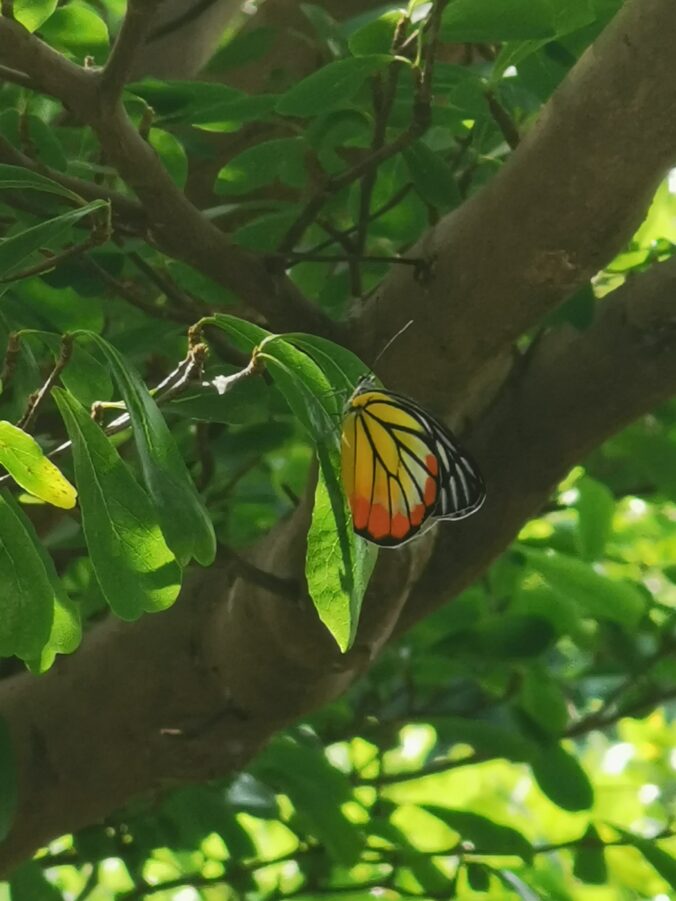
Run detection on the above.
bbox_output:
[354,0,676,415]
[100,0,163,105]
[3,258,676,874]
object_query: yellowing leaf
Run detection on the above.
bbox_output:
[0,421,76,509]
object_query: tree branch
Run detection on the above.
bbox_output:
[99,0,163,106]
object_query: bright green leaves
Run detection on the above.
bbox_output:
[79,333,215,568]
[14,0,57,32]
[0,490,79,662]
[53,390,181,621]
[0,421,76,509]
[206,316,376,652]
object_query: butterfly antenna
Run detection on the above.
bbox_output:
[371,320,414,371]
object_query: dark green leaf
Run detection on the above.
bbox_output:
[0,716,16,842]
[256,736,363,866]
[424,807,533,860]
[468,614,556,658]
[232,209,300,252]
[531,743,594,811]
[276,55,390,116]
[0,164,80,202]
[348,10,401,56]
[575,475,615,560]
[217,138,307,194]
[53,389,182,620]
[519,668,568,735]
[466,863,490,891]
[573,825,607,884]
[430,716,536,763]
[227,773,281,819]
[442,0,557,41]
[77,333,215,567]
[0,201,108,282]
[403,142,460,210]
[520,546,645,628]
[9,861,62,901]
[0,490,56,660]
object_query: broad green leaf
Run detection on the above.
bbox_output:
[53,389,182,620]
[0,164,81,203]
[14,0,57,32]
[519,546,645,628]
[276,55,390,116]
[255,736,363,865]
[192,94,277,132]
[573,825,607,884]
[232,209,300,252]
[285,332,370,397]
[148,129,188,188]
[0,200,108,281]
[0,490,56,659]
[216,138,307,195]
[206,26,276,72]
[466,863,490,891]
[613,828,676,889]
[575,475,614,560]
[77,333,216,567]
[348,9,402,56]
[531,743,594,811]
[424,807,533,860]
[226,773,280,819]
[0,716,16,842]
[519,668,568,735]
[0,111,67,172]
[38,2,109,63]
[0,421,76,509]
[371,818,453,894]
[430,716,536,763]
[204,317,377,651]
[403,142,461,210]
[465,613,556,658]
[2,491,81,673]
[442,0,557,41]
[9,860,63,901]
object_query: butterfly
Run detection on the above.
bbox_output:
[340,377,485,547]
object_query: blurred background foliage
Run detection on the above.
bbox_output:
[0,0,675,898]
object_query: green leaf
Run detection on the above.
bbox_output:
[192,94,277,133]
[77,333,215,567]
[519,546,645,628]
[613,828,676,889]
[531,743,594,811]
[575,475,614,560]
[9,861,63,901]
[403,142,460,210]
[430,716,536,763]
[442,0,557,41]
[466,863,490,891]
[148,129,188,188]
[14,0,57,32]
[0,200,108,282]
[424,807,533,860]
[370,819,453,895]
[53,389,182,620]
[256,735,363,866]
[216,138,307,195]
[0,164,81,203]
[284,333,369,391]
[0,491,57,660]
[0,716,16,843]
[38,2,109,63]
[348,10,402,56]
[276,55,390,116]
[573,825,607,884]
[467,613,556,658]
[0,421,77,509]
[204,317,378,651]
[226,773,280,819]
[519,667,568,735]
[232,209,300,252]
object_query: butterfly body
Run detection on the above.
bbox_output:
[340,378,485,547]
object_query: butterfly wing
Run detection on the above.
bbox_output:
[341,389,440,546]
[341,386,485,546]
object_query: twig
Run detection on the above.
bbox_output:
[1,0,13,19]
[86,257,192,322]
[0,62,34,89]
[277,0,446,254]
[357,752,482,786]
[17,334,74,432]
[0,234,105,285]
[217,545,299,600]
[484,89,520,149]
[280,252,425,268]
[127,251,206,318]
[99,0,162,105]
